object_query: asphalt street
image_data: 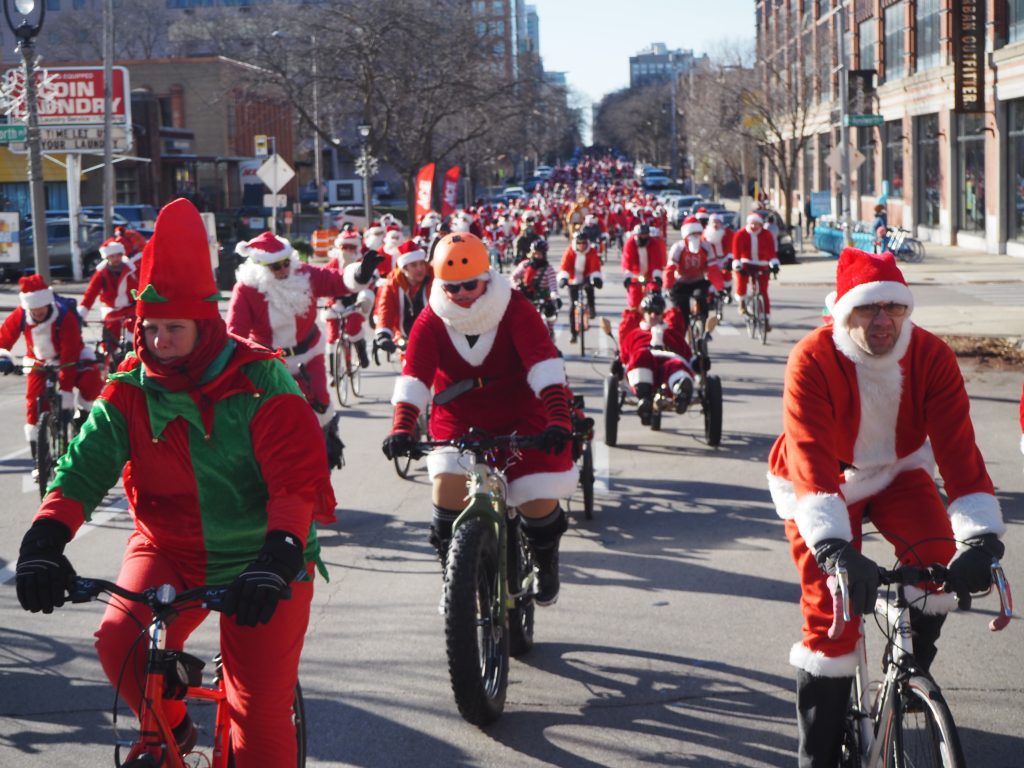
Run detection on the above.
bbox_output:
[0,235,1021,767]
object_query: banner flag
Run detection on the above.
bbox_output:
[414,163,436,223]
[441,166,461,218]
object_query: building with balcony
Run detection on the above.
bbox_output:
[757,0,1024,255]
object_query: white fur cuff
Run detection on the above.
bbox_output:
[627,367,654,387]
[526,357,566,396]
[947,492,1005,542]
[794,492,852,549]
[790,642,860,677]
[343,262,364,292]
[508,467,580,507]
[392,375,431,410]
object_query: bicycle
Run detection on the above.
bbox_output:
[66,576,307,767]
[683,287,723,448]
[329,305,364,407]
[736,262,775,345]
[829,556,1014,768]
[19,362,79,498]
[883,227,927,263]
[407,432,543,726]
[567,283,592,357]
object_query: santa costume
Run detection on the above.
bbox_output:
[702,213,734,296]
[374,240,433,344]
[621,226,667,308]
[731,212,779,317]
[618,308,694,404]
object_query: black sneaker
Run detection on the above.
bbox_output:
[637,397,653,425]
[533,546,560,606]
[672,378,693,414]
[356,342,370,370]
[172,713,198,755]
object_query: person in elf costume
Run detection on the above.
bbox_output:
[14,198,335,767]
[767,248,1007,768]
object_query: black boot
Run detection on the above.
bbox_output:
[523,506,568,606]
[324,413,345,470]
[796,669,853,768]
[431,506,459,614]
[635,382,654,426]
[355,339,370,369]
[909,609,946,674]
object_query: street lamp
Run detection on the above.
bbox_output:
[4,0,49,280]
[356,122,373,224]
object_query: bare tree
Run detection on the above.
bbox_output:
[593,83,672,166]
[43,0,173,61]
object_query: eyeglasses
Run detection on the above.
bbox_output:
[441,279,481,294]
[852,302,908,318]
[266,259,290,272]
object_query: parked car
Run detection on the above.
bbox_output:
[1,219,105,280]
[642,173,670,191]
[502,185,527,201]
[81,204,159,231]
[668,195,706,228]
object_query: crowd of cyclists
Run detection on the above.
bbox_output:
[8,149,1015,767]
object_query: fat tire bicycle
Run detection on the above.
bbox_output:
[829,556,1013,768]
[406,432,543,726]
[66,576,307,767]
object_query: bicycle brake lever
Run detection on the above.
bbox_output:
[826,569,851,640]
[990,563,1014,631]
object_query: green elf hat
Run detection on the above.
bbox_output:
[134,198,222,319]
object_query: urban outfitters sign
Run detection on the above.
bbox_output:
[953,0,984,113]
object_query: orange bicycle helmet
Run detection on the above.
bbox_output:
[433,232,490,282]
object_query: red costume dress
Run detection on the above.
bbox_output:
[621,232,667,308]
[731,225,778,314]
[618,309,694,394]
[392,274,577,507]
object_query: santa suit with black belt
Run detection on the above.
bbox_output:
[618,309,694,396]
[767,249,1004,678]
[391,272,577,507]
[621,231,667,308]
[226,233,367,422]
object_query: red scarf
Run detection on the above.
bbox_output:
[134,317,230,392]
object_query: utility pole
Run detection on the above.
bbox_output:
[669,53,678,181]
[102,0,114,239]
[836,0,851,242]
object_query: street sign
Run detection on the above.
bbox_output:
[2,66,130,125]
[824,145,866,174]
[254,134,268,157]
[7,125,129,154]
[0,124,26,143]
[256,155,294,193]
[844,114,884,127]
[263,193,287,209]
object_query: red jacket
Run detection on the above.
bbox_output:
[621,234,667,282]
[0,302,85,392]
[556,246,603,286]
[374,267,434,340]
[732,227,777,266]
[81,262,138,314]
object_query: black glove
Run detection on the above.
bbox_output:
[375,333,396,355]
[354,250,384,284]
[652,276,663,288]
[814,538,880,617]
[16,519,75,614]
[543,300,557,317]
[623,276,633,288]
[0,357,14,375]
[946,534,1005,596]
[771,264,780,276]
[382,431,416,460]
[592,277,603,290]
[556,298,563,310]
[222,530,304,627]
[539,425,572,454]
[558,277,568,289]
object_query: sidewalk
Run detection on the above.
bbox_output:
[780,241,1024,340]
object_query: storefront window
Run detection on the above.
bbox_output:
[883,1,906,81]
[858,17,876,70]
[1007,101,1024,240]
[857,126,875,195]
[957,114,986,232]
[883,120,904,199]
[915,0,940,72]
[803,137,814,194]
[1011,0,1024,43]
[915,114,941,228]
[818,132,832,190]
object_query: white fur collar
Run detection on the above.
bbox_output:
[429,272,511,336]
[833,319,914,369]
[236,256,312,318]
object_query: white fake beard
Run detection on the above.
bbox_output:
[704,227,724,246]
[429,272,512,336]
[686,235,702,250]
[365,235,384,250]
[237,256,313,317]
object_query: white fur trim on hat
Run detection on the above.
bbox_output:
[747,212,764,224]
[790,642,860,677]
[829,280,914,336]
[20,286,54,310]
[397,247,427,268]
[681,221,703,237]
[238,234,293,265]
[947,492,1005,541]
[526,357,566,396]
[391,375,431,411]
[100,241,125,257]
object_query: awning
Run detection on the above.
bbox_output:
[0,147,69,183]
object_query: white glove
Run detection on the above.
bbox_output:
[77,305,89,322]
[60,391,75,410]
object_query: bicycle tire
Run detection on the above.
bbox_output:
[577,304,586,358]
[703,375,723,448]
[745,298,757,339]
[907,240,926,263]
[350,356,362,397]
[445,518,508,726]
[332,344,348,407]
[603,374,619,447]
[36,414,54,500]
[507,521,535,658]
[650,409,662,431]
[580,439,595,520]
[756,295,768,344]
[881,675,965,768]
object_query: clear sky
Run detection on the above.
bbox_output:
[530,0,757,139]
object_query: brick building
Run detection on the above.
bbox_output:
[756,0,1024,256]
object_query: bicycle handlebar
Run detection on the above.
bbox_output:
[407,432,544,459]
[827,560,1013,639]
[69,576,232,612]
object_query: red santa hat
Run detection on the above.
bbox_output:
[335,230,361,248]
[396,239,427,268]
[680,216,703,237]
[135,198,221,320]
[827,247,914,329]
[19,274,54,310]
[99,237,125,258]
[235,231,293,265]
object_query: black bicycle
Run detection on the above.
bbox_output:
[22,362,79,498]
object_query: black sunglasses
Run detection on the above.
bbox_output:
[266,259,290,272]
[442,279,481,294]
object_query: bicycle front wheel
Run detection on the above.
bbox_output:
[755,295,768,344]
[349,355,363,397]
[881,675,965,768]
[332,344,348,407]
[445,518,508,726]
[36,414,54,499]
[506,520,535,658]
[580,439,595,520]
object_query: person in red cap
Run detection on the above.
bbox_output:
[382,232,577,607]
[373,239,434,354]
[731,211,779,329]
[557,230,604,341]
[767,248,1007,767]
[113,224,147,260]
[0,274,103,472]
[14,198,335,767]
[78,236,139,371]
[321,229,376,374]
[227,230,381,467]
[703,212,734,301]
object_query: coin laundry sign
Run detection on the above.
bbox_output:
[3,65,130,124]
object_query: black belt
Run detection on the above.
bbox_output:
[280,328,319,358]
[433,377,489,405]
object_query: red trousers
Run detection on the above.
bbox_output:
[786,468,956,659]
[286,352,329,413]
[94,531,313,768]
[25,365,103,424]
[733,267,772,313]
